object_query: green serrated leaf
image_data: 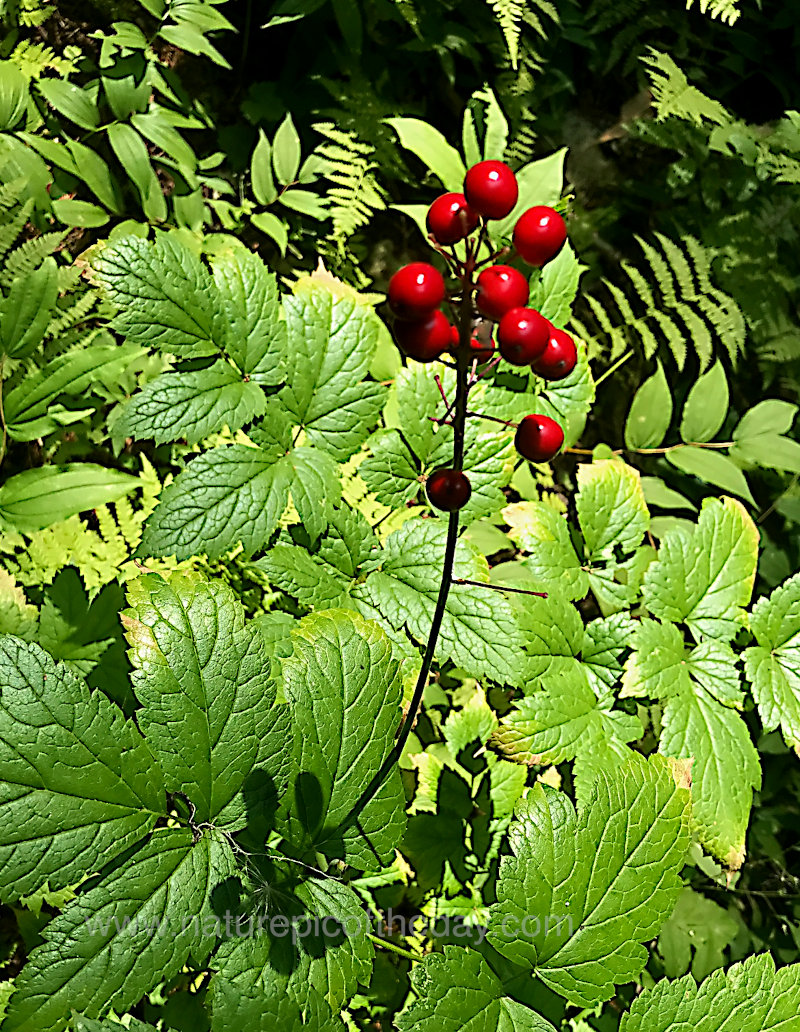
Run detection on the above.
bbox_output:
[113,362,267,445]
[124,573,292,826]
[396,946,556,1031]
[642,497,758,641]
[210,981,345,1031]
[94,234,216,356]
[576,459,649,557]
[138,441,340,559]
[278,609,406,868]
[487,754,689,1007]
[211,875,373,1012]
[278,280,386,461]
[535,338,595,447]
[662,680,759,869]
[354,518,526,684]
[744,572,800,755]
[209,246,288,384]
[256,543,350,609]
[515,589,584,680]
[496,666,641,808]
[0,636,164,903]
[3,828,236,1032]
[529,242,584,328]
[619,952,800,1031]
[502,502,587,600]
[657,887,738,980]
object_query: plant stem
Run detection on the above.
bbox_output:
[594,349,633,386]
[368,934,420,962]
[467,410,517,429]
[453,578,547,598]
[335,263,475,839]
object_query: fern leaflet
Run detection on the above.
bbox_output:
[571,233,746,370]
[313,123,387,246]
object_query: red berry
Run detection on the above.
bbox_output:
[497,307,551,366]
[388,262,446,320]
[394,309,452,362]
[426,468,472,511]
[513,206,567,267]
[515,414,565,463]
[448,324,461,350]
[427,192,479,245]
[532,327,578,381]
[476,265,529,322]
[464,160,519,219]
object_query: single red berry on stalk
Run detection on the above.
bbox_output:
[476,265,529,321]
[464,160,518,219]
[532,327,577,381]
[513,206,567,267]
[427,192,479,245]
[426,468,472,511]
[394,310,452,362]
[388,262,445,320]
[515,414,565,463]
[497,307,550,365]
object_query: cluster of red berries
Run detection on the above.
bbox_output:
[386,160,577,512]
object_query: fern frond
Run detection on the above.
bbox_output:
[573,234,745,371]
[8,457,167,593]
[0,198,33,262]
[686,0,742,25]
[494,2,557,159]
[312,123,387,246]
[46,289,97,339]
[485,0,524,68]
[0,177,27,213]
[0,231,63,288]
[642,50,729,125]
[9,39,78,78]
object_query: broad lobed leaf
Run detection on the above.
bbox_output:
[487,753,690,1007]
[0,636,164,904]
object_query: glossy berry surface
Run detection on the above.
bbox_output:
[515,414,565,463]
[388,262,445,320]
[426,468,472,511]
[427,192,479,245]
[532,327,578,381]
[476,265,529,322]
[394,309,452,362]
[497,307,551,366]
[513,206,567,267]
[463,160,518,219]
